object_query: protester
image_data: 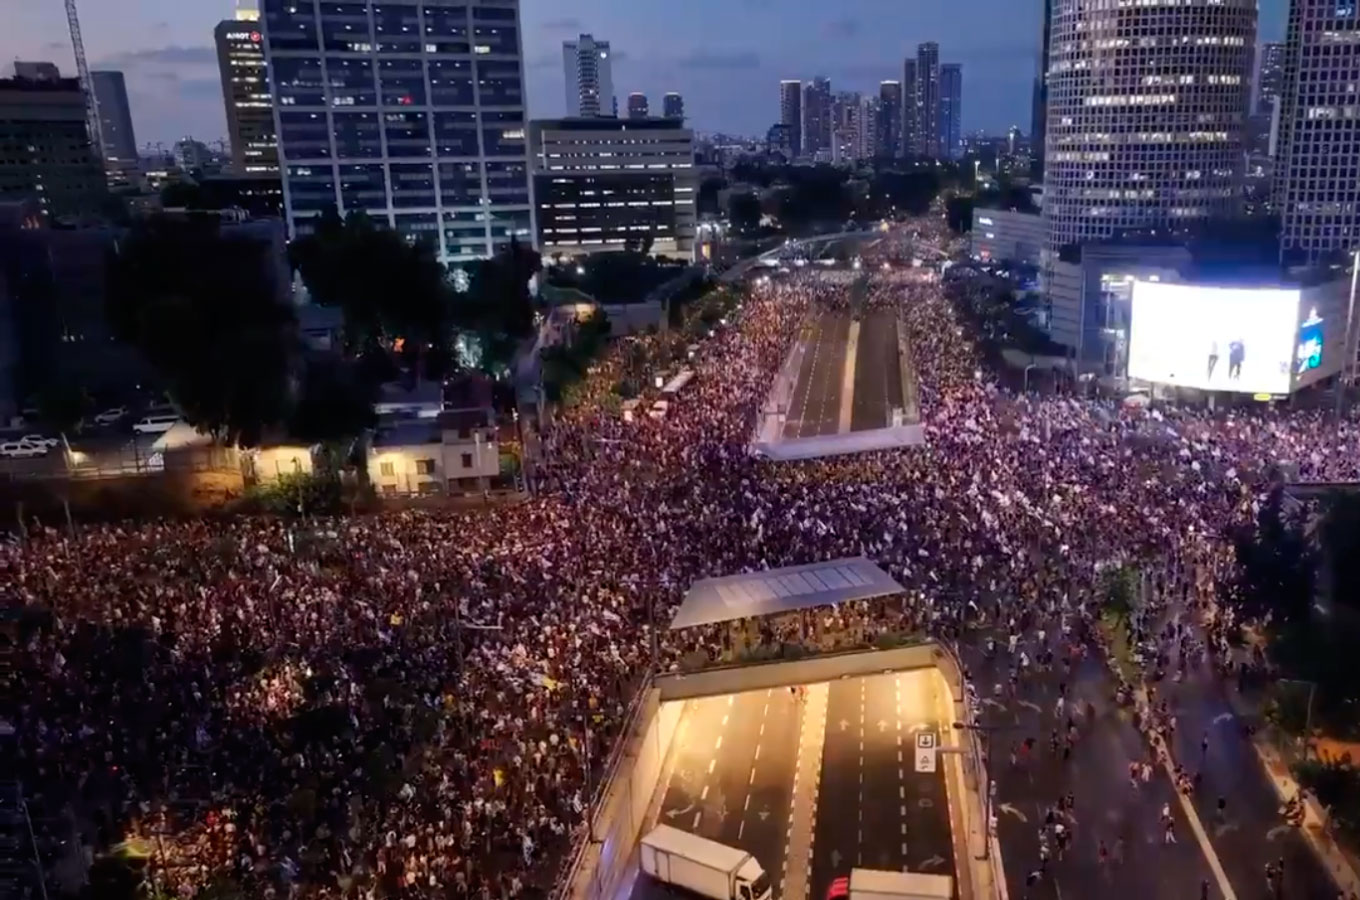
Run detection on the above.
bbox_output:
[10,231,1359,900]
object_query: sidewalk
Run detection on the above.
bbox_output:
[1218,681,1360,896]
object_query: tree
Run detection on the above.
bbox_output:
[1321,491,1360,614]
[945,195,973,234]
[727,191,761,234]
[1220,488,1316,626]
[107,214,297,446]
[288,355,378,443]
[289,207,454,377]
[454,238,542,375]
[697,176,727,216]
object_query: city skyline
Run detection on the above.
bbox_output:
[2,0,1292,149]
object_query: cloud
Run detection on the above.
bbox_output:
[43,40,67,52]
[95,45,217,68]
[823,18,859,38]
[676,50,761,70]
[541,17,582,31]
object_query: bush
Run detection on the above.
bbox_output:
[247,471,343,516]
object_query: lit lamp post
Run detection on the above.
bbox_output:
[1336,248,1360,423]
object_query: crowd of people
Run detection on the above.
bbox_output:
[11,226,1360,900]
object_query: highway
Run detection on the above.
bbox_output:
[634,688,802,900]
[849,310,905,432]
[784,313,849,440]
[809,671,954,900]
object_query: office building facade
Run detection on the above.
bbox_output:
[0,70,106,220]
[529,117,695,258]
[1031,0,1052,178]
[939,63,962,160]
[1041,0,1253,255]
[802,77,832,159]
[900,59,917,158]
[216,17,280,174]
[877,81,901,159]
[663,92,684,121]
[1275,0,1360,263]
[779,80,802,159]
[260,0,533,263]
[91,71,138,185]
[626,92,649,119]
[562,33,613,118]
[914,43,940,157]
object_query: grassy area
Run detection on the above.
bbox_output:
[1100,610,1137,682]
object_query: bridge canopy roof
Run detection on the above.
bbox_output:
[670,556,903,630]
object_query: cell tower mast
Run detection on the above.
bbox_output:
[64,0,106,162]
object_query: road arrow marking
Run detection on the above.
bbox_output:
[908,722,929,733]
[839,719,850,732]
[1214,821,1239,837]
[759,808,770,821]
[665,803,696,819]
[831,849,843,869]
[918,798,934,808]
[999,803,1028,823]
[878,720,889,733]
[1212,712,1233,726]
[1267,824,1293,841]
[919,855,946,870]
[1019,699,1042,713]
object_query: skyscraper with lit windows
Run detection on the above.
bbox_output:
[260,0,532,263]
[1041,0,1254,255]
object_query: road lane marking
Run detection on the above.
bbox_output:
[722,715,729,726]
[738,820,745,839]
[755,744,762,760]
[900,786,905,799]
[702,785,709,800]
[694,812,702,829]
[715,736,723,750]
[728,696,734,706]
[745,795,751,810]
[750,768,757,785]
[708,759,716,774]
[901,823,907,835]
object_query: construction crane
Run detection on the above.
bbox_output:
[63,0,105,163]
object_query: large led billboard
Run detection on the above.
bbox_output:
[1128,282,1301,395]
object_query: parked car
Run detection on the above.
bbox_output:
[93,406,129,426]
[0,441,49,459]
[17,434,59,449]
[131,413,179,435]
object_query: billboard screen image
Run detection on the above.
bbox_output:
[1128,282,1299,395]
[1296,307,1324,375]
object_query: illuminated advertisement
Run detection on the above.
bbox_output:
[1296,307,1324,374]
[1128,282,1299,395]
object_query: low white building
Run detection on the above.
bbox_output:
[367,378,504,495]
[970,207,1044,267]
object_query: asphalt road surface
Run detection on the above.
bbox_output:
[634,689,802,900]
[783,313,848,440]
[961,640,1222,900]
[809,671,954,900]
[849,310,906,432]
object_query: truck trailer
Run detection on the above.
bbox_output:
[826,867,953,900]
[639,825,772,900]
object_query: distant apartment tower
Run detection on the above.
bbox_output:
[914,43,941,158]
[90,71,138,185]
[1276,0,1360,263]
[529,117,696,258]
[563,33,614,117]
[877,81,901,159]
[939,64,962,160]
[802,77,832,158]
[627,92,649,119]
[779,80,802,158]
[0,66,106,219]
[215,16,279,174]
[900,59,917,158]
[259,0,533,262]
[1042,0,1253,255]
[1031,0,1052,178]
[1247,41,1287,158]
[663,92,684,120]
[830,91,864,165]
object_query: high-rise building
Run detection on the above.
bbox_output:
[1254,41,1287,117]
[939,63,962,160]
[900,59,917,158]
[529,117,695,258]
[260,0,533,263]
[779,80,802,158]
[1031,0,1052,178]
[1276,0,1360,263]
[830,91,864,165]
[627,92,649,119]
[0,66,106,220]
[562,34,613,118]
[877,81,902,159]
[1042,0,1253,255]
[215,15,280,174]
[802,77,832,158]
[90,71,138,185]
[13,62,60,83]
[915,43,941,158]
[663,92,684,121]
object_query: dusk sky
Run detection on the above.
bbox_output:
[2,0,1288,150]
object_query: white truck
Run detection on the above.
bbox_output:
[825,868,953,900]
[639,825,772,900]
